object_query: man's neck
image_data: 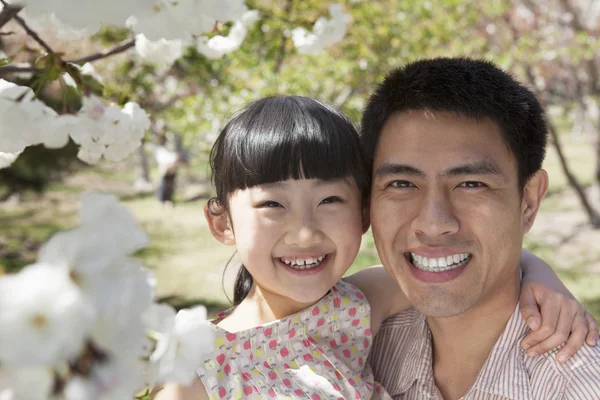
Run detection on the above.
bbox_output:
[427,278,521,400]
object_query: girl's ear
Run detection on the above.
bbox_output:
[361,203,371,234]
[204,199,235,245]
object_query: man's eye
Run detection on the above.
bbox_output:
[388,180,415,189]
[257,201,281,208]
[321,196,343,204]
[459,181,487,189]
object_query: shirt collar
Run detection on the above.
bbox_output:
[468,303,534,399]
[382,310,434,397]
[389,304,534,400]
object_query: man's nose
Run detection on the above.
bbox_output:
[411,189,459,238]
[283,213,324,247]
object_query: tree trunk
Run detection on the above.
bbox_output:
[596,123,600,202]
[548,122,600,228]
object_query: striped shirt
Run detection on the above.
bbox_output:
[369,304,600,399]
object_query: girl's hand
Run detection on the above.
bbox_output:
[519,250,599,363]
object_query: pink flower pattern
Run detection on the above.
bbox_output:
[197,280,392,399]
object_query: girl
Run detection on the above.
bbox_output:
[157,96,596,400]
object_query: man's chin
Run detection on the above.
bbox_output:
[408,290,477,319]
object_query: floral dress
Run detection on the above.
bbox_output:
[197,280,392,399]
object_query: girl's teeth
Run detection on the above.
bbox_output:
[280,255,327,270]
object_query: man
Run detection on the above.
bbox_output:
[362,58,600,399]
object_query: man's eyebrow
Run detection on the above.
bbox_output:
[441,161,502,177]
[374,163,424,178]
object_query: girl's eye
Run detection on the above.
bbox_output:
[388,180,415,189]
[321,196,343,204]
[458,181,488,189]
[257,201,282,208]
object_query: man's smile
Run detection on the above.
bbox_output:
[403,250,472,283]
[409,252,472,273]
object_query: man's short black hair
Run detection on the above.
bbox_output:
[360,57,548,190]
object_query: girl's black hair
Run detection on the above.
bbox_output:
[208,96,368,305]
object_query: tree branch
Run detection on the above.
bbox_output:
[67,38,136,64]
[0,2,22,30]
[557,0,599,94]
[525,66,600,227]
[0,63,42,76]
[273,0,293,74]
[12,12,55,54]
[142,86,199,113]
[0,38,135,77]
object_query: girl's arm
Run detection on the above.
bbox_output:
[519,249,599,363]
[346,249,599,356]
[344,266,411,336]
[152,379,209,400]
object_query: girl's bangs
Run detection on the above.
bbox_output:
[220,97,366,193]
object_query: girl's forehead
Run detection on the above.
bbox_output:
[257,177,357,189]
[231,176,359,195]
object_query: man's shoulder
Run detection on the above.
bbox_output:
[550,343,600,374]
[526,343,600,396]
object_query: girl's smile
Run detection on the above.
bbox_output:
[276,253,331,275]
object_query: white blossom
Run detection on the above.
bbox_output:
[96,357,151,400]
[38,192,149,309]
[0,263,95,367]
[22,0,148,32]
[63,96,150,164]
[81,62,104,83]
[0,152,21,170]
[129,0,248,41]
[135,34,184,69]
[146,305,215,385]
[63,356,150,400]
[0,366,54,400]
[90,260,154,360]
[22,11,88,41]
[0,80,66,153]
[63,375,99,400]
[196,10,259,59]
[292,4,348,55]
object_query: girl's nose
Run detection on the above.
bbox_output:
[283,216,324,247]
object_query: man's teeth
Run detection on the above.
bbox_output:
[410,252,471,272]
[280,255,326,270]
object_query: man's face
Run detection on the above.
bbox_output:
[369,111,547,317]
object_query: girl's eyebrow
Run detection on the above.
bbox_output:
[257,182,285,190]
[314,177,354,188]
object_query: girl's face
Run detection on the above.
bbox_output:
[226,177,366,310]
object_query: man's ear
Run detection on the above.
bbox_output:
[204,200,235,245]
[521,169,548,233]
